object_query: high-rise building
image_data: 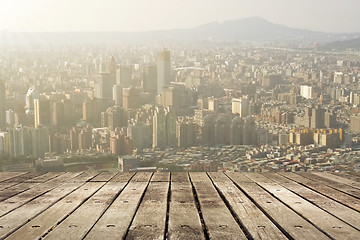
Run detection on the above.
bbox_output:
[300,85,313,99]
[116,65,132,86]
[152,108,176,149]
[101,106,127,130]
[157,50,171,94]
[208,97,219,112]
[232,97,248,117]
[230,117,244,145]
[25,87,39,112]
[31,125,50,157]
[113,85,124,106]
[214,115,231,145]
[350,115,360,134]
[201,114,215,146]
[96,73,115,99]
[127,122,152,150]
[34,97,51,128]
[0,80,5,130]
[123,88,140,111]
[8,126,32,157]
[143,65,157,94]
[176,118,197,148]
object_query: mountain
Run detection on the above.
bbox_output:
[0,17,357,44]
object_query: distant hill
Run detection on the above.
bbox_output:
[319,37,360,50]
[0,17,358,44]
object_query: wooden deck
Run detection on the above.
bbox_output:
[0,171,359,239]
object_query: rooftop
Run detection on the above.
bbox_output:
[0,171,359,239]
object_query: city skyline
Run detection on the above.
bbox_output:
[0,0,359,33]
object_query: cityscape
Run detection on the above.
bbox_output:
[1,1,360,239]
[0,43,360,173]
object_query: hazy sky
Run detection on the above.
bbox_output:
[0,0,358,33]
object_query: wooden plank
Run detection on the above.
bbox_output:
[330,172,360,182]
[25,172,65,183]
[110,172,135,182]
[84,175,151,239]
[126,181,169,239]
[43,181,130,240]
[1,172,45,183]
[226,172,329,239]
[0,182,19,191]
[245,173,360,239]
[130,172,153,182]
[171,172,189,182]
[6,182,105,240]
[189,172,247,240]
[0,172,27,182]
[0,172,85,217]
[312,172,360,190]
[0,182,84,239]
[298,172,360,199]
[264,173,360,231]
[168,180,204,239]
[208,172,287,240]
[279,172,360,212]
[0,182,37,201]
[69,172,100,182]
[89,172,118,182]
[150,172,170,182]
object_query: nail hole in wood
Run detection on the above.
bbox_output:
[295,225,302,228]
[106,224,115,228]
[32,225,40,228]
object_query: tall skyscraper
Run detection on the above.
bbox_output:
[176,118,197,148]
[152,108,176,149]
[31,125,50,157]
[0,80,5,130]
[143,65,157,94]
[34,97,51,128]
[157,50,171,94]
[116,65,132,87]
[232,97,248,117]
[96,73,115,99]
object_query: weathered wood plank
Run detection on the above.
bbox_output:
[0,172,27,182]
[279,172,360,212]
[126,182,169,239]
[330,172,360,182]
[298,172,360,199]
[245,173,360,239]
[0,172,85,217]
[264,173,360,230]
[6,182,105,240]
[150,172,170,182]
[171,172,189,182]
[2,172,45,183]
[208,172,287,240]
[226,172,329,239]
[189,172,247,240]
[0,182,19,191]
[25,172,65,183]
[88,171,118,182]
[0,182,84,239]
[84,175,151,239]
[168,181,204,239]
[69,171,99,182]
[110,172,135,182]
[312,172,360,190]
[130,172,153,182]
[0,182,38,202]
[43,181,130,240]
